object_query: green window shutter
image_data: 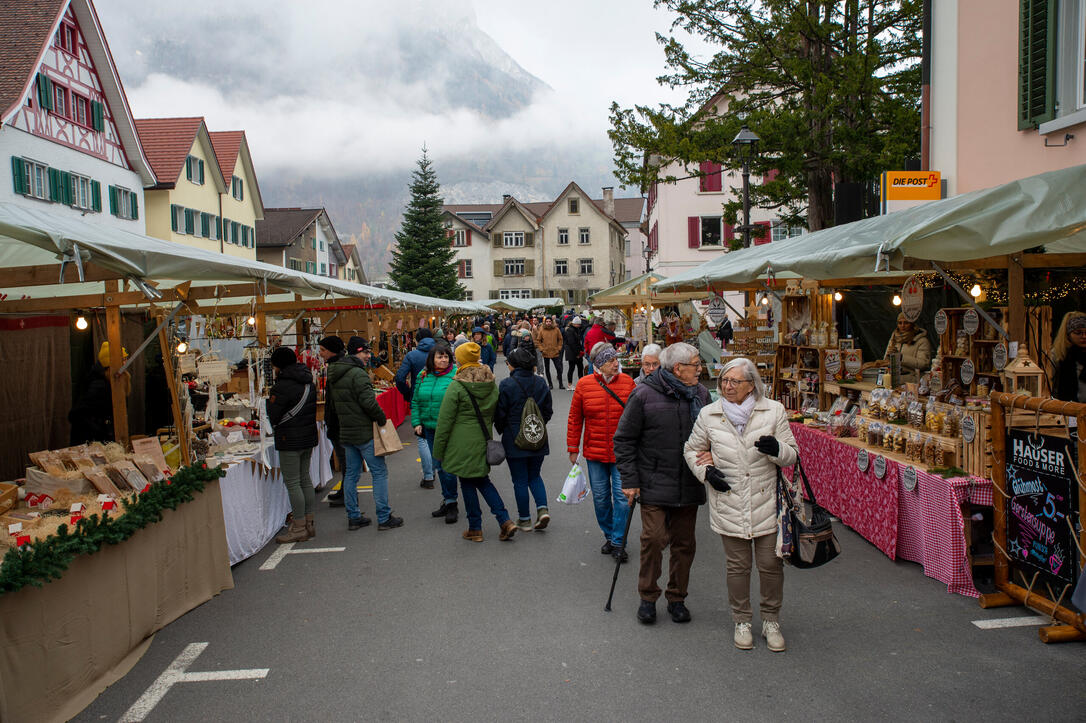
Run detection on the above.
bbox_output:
[493,259,504,277]
[201,212,210,237]
[185,157,192,181]
[223,217,231,242]
[60,171,71,205]
[47,167,60,201]
[90,101,103,131]
[11,157,25,194]
[37,74,54,110]
[525,259,535,276]
[111,187,120,217]
[525,231,534,246]
[198,159,204,184]
[1018,0,1057,129]
[216,216,222,238]
[91,180,101,211]
[130,194,137,220]
[185,208,195,234]
[170,203,179,230]
[311,237,316,249]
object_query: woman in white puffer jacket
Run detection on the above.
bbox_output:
[683,357,799,653]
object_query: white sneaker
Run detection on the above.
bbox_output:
[762,620,785,652]
[734,622,754,650]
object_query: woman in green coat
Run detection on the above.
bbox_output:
[412,341,459,524]
[434,342,517,542]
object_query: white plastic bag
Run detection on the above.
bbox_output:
[557,462,588,504]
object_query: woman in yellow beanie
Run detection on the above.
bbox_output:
[434,342,518,542]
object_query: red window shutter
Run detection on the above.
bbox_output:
[723,223,735,243]
[648,182,657,210]
[698,162,711,192]
[688,217,700,248]
[754,221,772,245]
[466,229,472,246]
[763,168,779,184]
[650,222,658,251]
[700,162,722,192]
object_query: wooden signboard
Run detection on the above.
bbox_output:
[981,393,1086,643]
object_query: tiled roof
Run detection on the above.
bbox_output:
[608,197,644,225]
[208,130,244,183]
[256,207,322,248]
[134,117,204,187]
[0,0,65,119]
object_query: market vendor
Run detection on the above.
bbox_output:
[1052,311,1086,403]
[878,314,932,383]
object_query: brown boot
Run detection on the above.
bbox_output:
[462,528,483,542]
[275,519,308,544]
[305,513,315,540]
[499,520,517,541]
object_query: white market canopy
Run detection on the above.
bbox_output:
[486,297,565,312]
[0,201,490,314]
[653,164,1086,291]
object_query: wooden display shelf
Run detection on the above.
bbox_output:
[833,434,956,474]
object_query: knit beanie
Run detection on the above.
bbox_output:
[318,335,345,355]
[347,336,370,355]
[417,327,433,341]
[455,341,481,369]
[507,346,536,371]
[270,346,297,369]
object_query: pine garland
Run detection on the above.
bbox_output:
[0,464,224,596]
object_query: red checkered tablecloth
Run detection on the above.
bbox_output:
[789,423,993,597]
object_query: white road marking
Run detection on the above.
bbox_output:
[971,615,1049,629]
[119,643,268,722]
[259,542,346,571]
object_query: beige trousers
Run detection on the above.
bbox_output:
[721,533,783,623]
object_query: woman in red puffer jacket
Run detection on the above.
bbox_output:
[567,341,636,562]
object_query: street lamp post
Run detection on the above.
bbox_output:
[731,124,761,248]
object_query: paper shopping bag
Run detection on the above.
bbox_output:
[372,419,402,456]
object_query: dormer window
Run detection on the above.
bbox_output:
[55,23,75,54]
[568,198,579,214]
[232,175,244,201]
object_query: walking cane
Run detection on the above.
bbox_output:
[604,495,638,612]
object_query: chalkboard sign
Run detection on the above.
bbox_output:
[1005,429,1079,591]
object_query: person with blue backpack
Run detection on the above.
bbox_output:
[495,345,554,532]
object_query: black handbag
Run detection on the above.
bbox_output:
[781,460,840,569]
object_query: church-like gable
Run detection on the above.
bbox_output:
[10,4,128,169]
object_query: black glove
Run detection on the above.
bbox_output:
[754,435,780,457]
[705,465,731,493]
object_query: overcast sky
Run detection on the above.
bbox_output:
[96,0,708,177]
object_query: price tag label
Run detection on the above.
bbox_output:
[962,308,980,335]
[960,358,975,386]
[857,448,870,473]
[7,522,22,535]
[706,295,728,325]
[873,454,887,480]
[961,415,976,443]
[992,342,1008,371]
[902,465,918,491]
[934,309,949,336]
[900,276,923,322]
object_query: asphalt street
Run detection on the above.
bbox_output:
[75,361,1084,722]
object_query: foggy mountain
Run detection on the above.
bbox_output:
[98,0,623,276]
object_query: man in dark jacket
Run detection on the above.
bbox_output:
[563,316,585,385]
[328,336,401,531]
[395,328,436,488]
[495,346,554,530]
[267,347,318,543]
[614,342,709,626]
[318,335,348,507]
[471,326,497,370]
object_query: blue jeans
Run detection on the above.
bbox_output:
[422,427,458,504]
[343,440,390,524]
[417,432,434,481]
[585,460,628,547]
[459,475,510,530]
[507,456,547,520]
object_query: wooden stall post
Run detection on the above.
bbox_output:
[1006,253,1025,344]
[980,393,1086,642]
[104,292,129,445]
[156,311,191,465]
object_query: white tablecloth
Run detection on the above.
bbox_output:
[218,423,334,565]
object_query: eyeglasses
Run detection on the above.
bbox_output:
[677,361,703,369]
[719,377,752,387]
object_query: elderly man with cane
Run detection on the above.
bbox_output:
[614,342,710,624]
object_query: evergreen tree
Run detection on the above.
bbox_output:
[388,149,464,299]
[609,0,922,235]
